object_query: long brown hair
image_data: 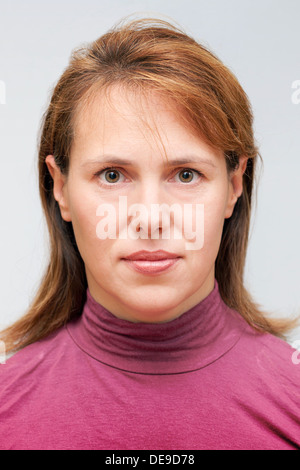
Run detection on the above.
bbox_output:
[2,17,298,353]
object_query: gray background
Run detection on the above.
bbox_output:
[0,0,299,344]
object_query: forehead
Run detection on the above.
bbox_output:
[71,84,223,164]
[74,85,186,136]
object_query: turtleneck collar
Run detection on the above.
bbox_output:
[67,280,246,375]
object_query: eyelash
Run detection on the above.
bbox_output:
[94,167,204,188]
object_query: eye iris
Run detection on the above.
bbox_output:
[179,170,193,183]
[105,170,119,183]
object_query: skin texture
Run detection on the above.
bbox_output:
[46,86,247,323]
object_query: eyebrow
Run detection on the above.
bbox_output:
[81,156,217,168]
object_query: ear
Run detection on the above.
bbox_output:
[45,155,72,222]
[224,155,248,219]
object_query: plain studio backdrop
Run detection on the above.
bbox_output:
[0,0,299,345]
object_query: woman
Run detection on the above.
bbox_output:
[0,17,299,450]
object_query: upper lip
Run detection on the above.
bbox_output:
[123,250,181,261]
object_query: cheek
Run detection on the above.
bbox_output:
[180,192,228,284]
[204,206,225,249]
[195,189,229,256]
[68,189,115,266]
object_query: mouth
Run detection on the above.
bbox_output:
[122,250,182,275]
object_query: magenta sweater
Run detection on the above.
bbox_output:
[0,281,299,450]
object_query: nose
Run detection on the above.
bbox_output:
[128,181,169,239]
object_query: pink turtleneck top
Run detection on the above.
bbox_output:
[0,280,299,450]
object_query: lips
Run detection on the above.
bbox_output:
[123,250,181,261]
[122,250,181,275]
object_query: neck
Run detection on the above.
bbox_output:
[85,268,215,324]
[67,279,246,375]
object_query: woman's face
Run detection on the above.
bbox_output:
[46,86,247,323]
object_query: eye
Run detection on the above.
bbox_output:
[96,168,126,185]
[94,166,203,187]
[175,168,202,183]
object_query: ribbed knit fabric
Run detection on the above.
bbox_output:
[0,280,299,450]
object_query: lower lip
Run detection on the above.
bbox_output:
[123,258,180,275]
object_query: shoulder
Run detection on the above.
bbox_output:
[223,303,299,382]
[231,321,300,396]
[242,324,298,369]
[256,331,300,385]
[0,326,72,396]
